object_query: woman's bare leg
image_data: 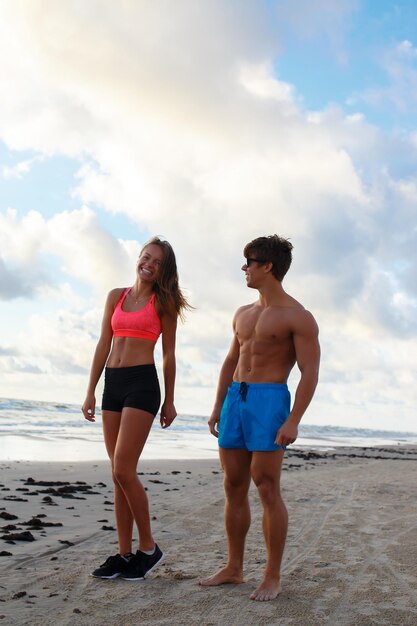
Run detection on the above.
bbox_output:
[112,407,155,551]
[102,410,134,555]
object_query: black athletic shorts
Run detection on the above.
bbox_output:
[101,364,161,416]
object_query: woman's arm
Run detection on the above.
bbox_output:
[159,310,178,429]
[81,289,119,422]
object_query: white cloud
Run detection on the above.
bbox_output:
[0,1,416,430]
[396,39,417,58]
[0,206,139,300]
[273,0,358,64]
[353,39,417,114]
[238,61,295,103]
[2,156,42,180]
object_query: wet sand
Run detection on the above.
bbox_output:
[0,446,416,625]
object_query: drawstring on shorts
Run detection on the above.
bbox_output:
[239,382,249,402]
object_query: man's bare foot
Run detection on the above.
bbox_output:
[199,566,243,587]
[249,577,282,601]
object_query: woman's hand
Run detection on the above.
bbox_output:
[160,401,177,429]
[81,394,96,422]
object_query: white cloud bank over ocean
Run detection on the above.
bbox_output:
[0,1,416,432]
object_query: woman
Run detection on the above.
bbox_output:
[81,236,191,581]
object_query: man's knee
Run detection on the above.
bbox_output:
[253,476,280,506]
[224,475,250,501]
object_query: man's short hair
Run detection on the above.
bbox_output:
[244,235,293,281]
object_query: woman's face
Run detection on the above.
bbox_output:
[137,243,164,283]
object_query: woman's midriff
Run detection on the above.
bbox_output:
[106,336,156,368]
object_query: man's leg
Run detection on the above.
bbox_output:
[249,449,287,601]
[199,448,252,585]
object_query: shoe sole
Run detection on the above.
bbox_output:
[91,572,122,579]
[122,552,164,581]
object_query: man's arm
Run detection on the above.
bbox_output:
[275,310,320,447]
[208,330,240,438]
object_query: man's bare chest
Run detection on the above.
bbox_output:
[236,308,292,342]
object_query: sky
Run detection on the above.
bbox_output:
[0,0,416,432]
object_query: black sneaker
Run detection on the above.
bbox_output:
[122,544,164,581]
[91,553,132,579]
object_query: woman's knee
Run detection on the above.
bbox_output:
[113,463,136,488]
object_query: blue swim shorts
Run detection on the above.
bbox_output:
[218,382,291,452]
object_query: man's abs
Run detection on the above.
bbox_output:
[233,349,296,384]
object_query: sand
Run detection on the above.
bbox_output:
[0,446,416,626]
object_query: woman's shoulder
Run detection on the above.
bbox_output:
[106,287,127,306]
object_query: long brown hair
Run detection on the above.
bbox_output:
[140,236,192,321]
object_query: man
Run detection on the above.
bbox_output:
[199,235,320,601]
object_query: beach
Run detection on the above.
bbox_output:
[1,446,416,626]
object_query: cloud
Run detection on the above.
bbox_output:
[273,0,358,63]
[25,309,96,375]
[0,208,51,300]
[0,356,43,374]
[0,206,140,300]
[0,1,416,429]
[0,345,19,356]
[2,156,43,180]
[351,39,417,114]
[0,256,36,300]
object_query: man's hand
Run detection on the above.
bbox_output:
[275,419,298,447]
[208,410,220,438]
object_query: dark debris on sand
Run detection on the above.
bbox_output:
[1,531,35,542]
[0,478,108,553]
[287,446,417,465]
[22,478,101,499]
[0,512,18,521]
[23,518,63,529]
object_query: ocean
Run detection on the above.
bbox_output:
[1,397,417,462]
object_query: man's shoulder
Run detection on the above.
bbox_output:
[289,306,319,334]
[269,297,318,330]
[235,301,256,313]
[276,292,316,319]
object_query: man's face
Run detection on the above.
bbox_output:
[241,254,269,289]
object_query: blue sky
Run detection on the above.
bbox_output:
[0,0,416,432]
[275,0,417,129]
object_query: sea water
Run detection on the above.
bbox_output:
[1,397,416,462]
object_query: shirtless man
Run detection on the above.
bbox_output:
[199,234,320,601]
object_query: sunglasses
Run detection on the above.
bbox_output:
[245,257,268,266]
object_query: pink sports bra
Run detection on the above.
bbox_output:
[111,289,162,342]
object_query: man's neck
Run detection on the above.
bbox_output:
[257,280,286,306]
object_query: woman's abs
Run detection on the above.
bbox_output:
[106,336,156,368]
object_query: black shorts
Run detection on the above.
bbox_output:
[101,364,161,416]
